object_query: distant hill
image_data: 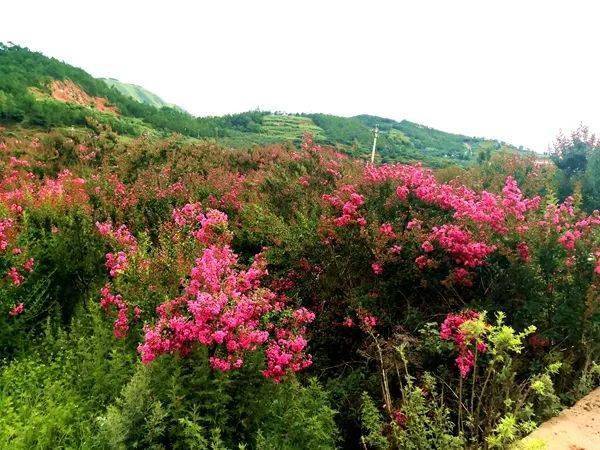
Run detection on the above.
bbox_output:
[100,78,183,111]
[0,42,528,167]
[222,113,527,167]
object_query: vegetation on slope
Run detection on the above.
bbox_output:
[100,77,182,110]
[0,43,529,168]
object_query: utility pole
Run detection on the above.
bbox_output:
[370,125,379,164]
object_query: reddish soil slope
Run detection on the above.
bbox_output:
[49,79,119,115]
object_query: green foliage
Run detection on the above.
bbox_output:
[100,78,181,110]
[21,206,105,323]
[0,305,135,449]
[0,43,218,138]
[98,356,337,449]
[390,376,464,450]
[0,304,337,449]
[359,313,567,448]
[550,124,600,212]
[582,148,600,212]
[360,392,389,449]
[260,114,325,143]
[253,379,338,450]
[486,414,536,449]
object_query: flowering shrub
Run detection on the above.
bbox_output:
[313,160,599,343]
[359,310,562,448]
[0,128,598,448]
[96,203,314,381]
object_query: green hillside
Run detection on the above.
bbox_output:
[100,78,182,111]
[0,43,527,167]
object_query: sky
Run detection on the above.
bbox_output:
[2,0,599,152]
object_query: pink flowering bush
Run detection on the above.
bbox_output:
[311,160,599,352]
[96,203,314,382]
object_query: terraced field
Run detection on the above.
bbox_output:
[259,114,326,142]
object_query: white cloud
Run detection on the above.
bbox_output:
[2,0,599,151]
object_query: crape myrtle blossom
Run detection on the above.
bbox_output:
[22,257,34,272]
[95,221,138,252]
[7,267,24,286]
[517,242,531,262]
[96,221,140,336]
[326,162,600,283]
[429,225,496,268]
[364,164,540,233]
[440,310,488,378]
[0,218,14,251]
[137,240,314,381]
[322,185,367,228]
[105,251,128,278]
[99,284,131,339]
[97,203,314,382]
[9,303,24,317]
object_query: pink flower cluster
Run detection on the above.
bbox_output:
[172,202,203,227]
[105,251,128,277]
[96,221,139,280]
[0,218,14,251]
[132,205,314,381]
[7,267,24,286]
[516,242,531,262]
[263,330,312,381]
[95,221,138,252]
[325,162,600,285]
[298,175,310,187]
[96,222,140,336]
[138,242,314,381]
[23,257,34,272]
[361,314,378,330]
[323,185,367,227]
[191,209,230,246]
[9,303,24,317]
[371,262,383,275]
[544,199,600,253]
[379,223,396,239]
[364,165,540,233]
[172,203,231,246]
[37,170,88,209]
[538,198,600,274]
[440,310,487,378]
[429,225,496,268]
[99,284,130,339]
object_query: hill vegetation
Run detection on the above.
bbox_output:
[100,77,183,111]
[0,43,528,167]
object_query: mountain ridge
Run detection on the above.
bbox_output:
[99,77,184,111]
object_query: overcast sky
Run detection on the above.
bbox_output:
[2,1,599,152]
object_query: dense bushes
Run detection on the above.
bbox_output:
[0,306,336,449]
[0,126,598,448]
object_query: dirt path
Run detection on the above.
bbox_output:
[519,388,600,449]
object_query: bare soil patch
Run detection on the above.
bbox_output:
[49,79,119,115]
[520,388,600,449]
